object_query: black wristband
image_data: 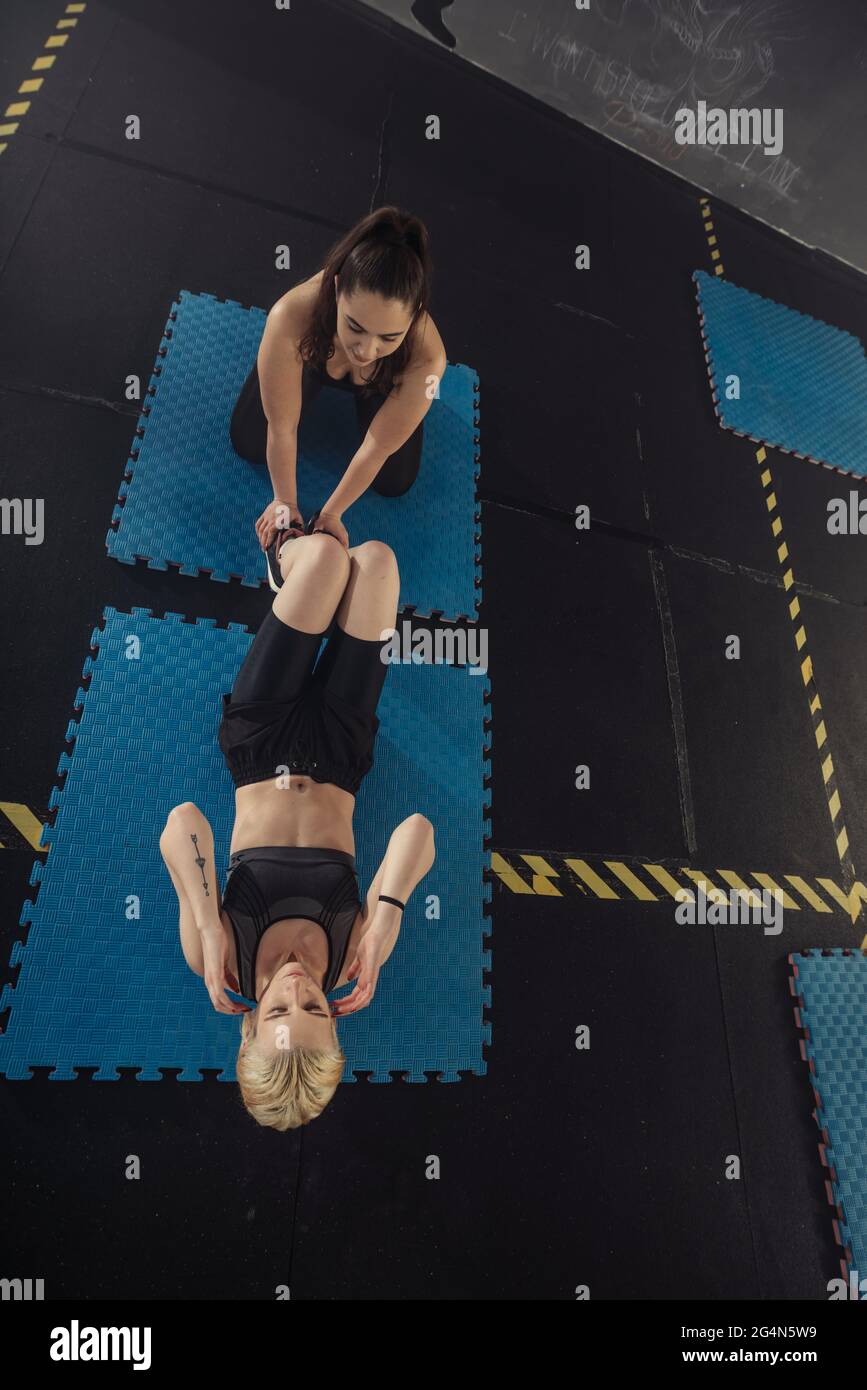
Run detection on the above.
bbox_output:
[378,894,405,911]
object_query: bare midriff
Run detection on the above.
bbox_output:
[229,775,357,856]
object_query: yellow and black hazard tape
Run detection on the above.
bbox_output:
[488,850,867,925]
[0,4,87,158]
[754,449,862,933]
[696,198,863,942]
[698,195,725,278]
[0,803,48,852]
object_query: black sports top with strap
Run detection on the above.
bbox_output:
[221,846,362,1000]
[314,353,377,395]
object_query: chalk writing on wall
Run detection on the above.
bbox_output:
[517,0,805,202]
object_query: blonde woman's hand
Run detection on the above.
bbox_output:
[330,916,398,1017]
[200,925,251,1016]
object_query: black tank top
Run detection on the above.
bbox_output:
[221,846,362,1000]
[312,353,377,395]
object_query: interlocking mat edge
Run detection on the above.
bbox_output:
[789,948,867,1285]
[693,270,867,479]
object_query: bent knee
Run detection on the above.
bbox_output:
[350,539,399,579]
[298,532,351,570]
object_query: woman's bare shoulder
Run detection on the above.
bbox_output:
[269,271,323,334]
[413,309,446,369]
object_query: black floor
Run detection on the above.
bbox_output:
[2,0,866,1305]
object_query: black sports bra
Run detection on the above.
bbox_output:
[221,846,362,1000]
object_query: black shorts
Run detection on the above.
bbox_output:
[218,609,390,796]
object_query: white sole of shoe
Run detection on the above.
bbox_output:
[266,538,289,593]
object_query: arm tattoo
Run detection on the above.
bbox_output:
[190,833,210,897]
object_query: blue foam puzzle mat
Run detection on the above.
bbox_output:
[694,270,867,478]
[0,608,491,1083]
[106,291,481,620]
[790,950,867,1282]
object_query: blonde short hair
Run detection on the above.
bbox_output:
[236,1010,346,1130]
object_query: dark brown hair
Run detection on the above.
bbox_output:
[297,206,432,398]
